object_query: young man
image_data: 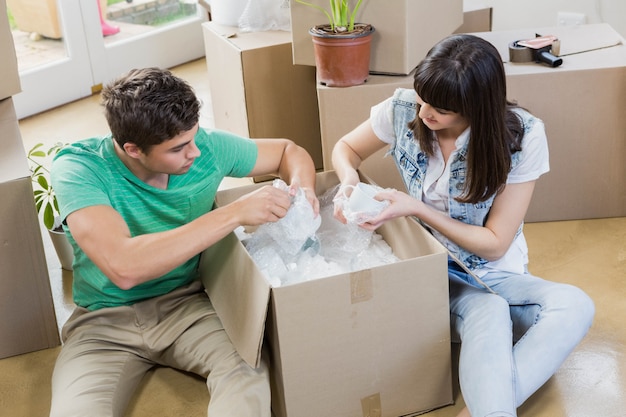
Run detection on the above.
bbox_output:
[49,67,319,417]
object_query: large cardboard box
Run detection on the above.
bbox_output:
[317,24,626,222]
[473,24,626,221]
[0,98,60,358]
[290,0,463,75]
[202,22,323,170]
[1,0,21,100]
[200,171,452,417]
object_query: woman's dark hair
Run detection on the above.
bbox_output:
[408,34,523,203]
[101,67,201,153]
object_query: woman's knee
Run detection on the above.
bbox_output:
[542,283,595,337]
[455,294,512,336]
[562,284,595,329]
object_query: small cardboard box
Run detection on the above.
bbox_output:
[1,1,22,100]
[317,73,413,192]
[290,0,464,75]
[200,171,452,417]
[473,23,626,221]
[202,22,323,170]
[0,98,60,358]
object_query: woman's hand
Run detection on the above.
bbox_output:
[332,182,358,224]
[357,189,420,230]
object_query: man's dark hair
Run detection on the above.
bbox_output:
[101,67,201,153]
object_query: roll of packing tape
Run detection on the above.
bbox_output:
[508,41,534,63]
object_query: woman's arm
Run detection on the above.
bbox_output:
[332,120,388,185]
[366,180,536,261]
[332,120,389,221]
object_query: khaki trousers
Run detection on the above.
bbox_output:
[49,280,270,417]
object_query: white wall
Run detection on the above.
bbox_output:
[467,0,626,38]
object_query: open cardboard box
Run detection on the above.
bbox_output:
[200,171,453,417]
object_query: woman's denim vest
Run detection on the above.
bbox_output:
[387,88,526,272]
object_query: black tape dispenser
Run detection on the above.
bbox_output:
[509,35,563,67]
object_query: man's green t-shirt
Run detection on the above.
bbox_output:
[51,128,257,310]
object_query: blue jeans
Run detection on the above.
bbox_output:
[448,263,594,417]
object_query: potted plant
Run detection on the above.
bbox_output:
[294,0,375,87]
[27,142,74,271]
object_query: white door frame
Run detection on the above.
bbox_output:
[13,0,207,119]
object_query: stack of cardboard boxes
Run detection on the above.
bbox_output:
[0,1,60,359]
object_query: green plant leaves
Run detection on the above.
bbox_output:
[27,141,67,231]
[295,0,365,32]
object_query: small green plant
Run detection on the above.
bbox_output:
[27,142,66,231]
[295,0,364,32]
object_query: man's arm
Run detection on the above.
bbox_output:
[249,138,319,214]
[67,138,318,290]
[67,184,293,290]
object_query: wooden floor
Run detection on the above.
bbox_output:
[2,58,625,417]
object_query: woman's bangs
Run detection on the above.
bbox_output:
[415,69,462,114]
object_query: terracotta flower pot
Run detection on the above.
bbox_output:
[309,23,375,87]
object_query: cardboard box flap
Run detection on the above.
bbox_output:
[199,231,271,368]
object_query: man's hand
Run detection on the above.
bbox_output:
[230,185,293,226]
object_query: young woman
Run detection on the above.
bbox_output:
[332,34,594,417]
